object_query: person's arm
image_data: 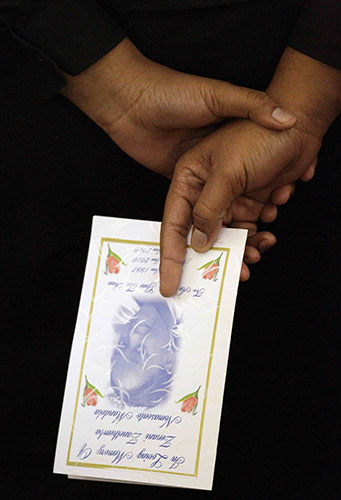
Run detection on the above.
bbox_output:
[0,0,296,154]
[0,0,126,128]
[266,47,340,142]
[60,36,298,177]
[1,0,295,280]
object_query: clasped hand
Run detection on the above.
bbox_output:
[62,39,328,296]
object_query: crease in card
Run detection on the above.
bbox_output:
[53,216,247,490]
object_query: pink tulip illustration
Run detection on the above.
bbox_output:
[176,386,201,415]
[104,245,126,275]
[83,387,98,406]
[197,253,223,281]
[81,375,104,407]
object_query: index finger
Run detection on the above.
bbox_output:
[159,178,194,297]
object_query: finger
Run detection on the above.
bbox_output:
[300,167,315,182]
[260,203,278,223]
[247,231,277,252]
[191,169,237,252]
[160,184,193,297]
[244,245,261,264]
[240,263,250,281]
[300,159,318,182]
[160,152,206,297]
[229,196,265,222]
[270,184,295,205]
[206,81,297,130]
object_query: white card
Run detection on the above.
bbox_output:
[54,216,247,490]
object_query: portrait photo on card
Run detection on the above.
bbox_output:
[109,296,183,409]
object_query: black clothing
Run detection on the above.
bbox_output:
[2,2,340,499]
[0,0,340,130]
[288,0,341,70]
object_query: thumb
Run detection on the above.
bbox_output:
[204,80,297,130]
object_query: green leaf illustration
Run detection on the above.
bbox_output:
[197,259,214,271]
[175,385,201,404]
[215,253,223,264]
[197,253,223,271]
[107,245,127,266]
[85,375,104,398]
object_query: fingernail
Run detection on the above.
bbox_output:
[258,239,273,251]
[192,228,208,250]
[272,107,296,123]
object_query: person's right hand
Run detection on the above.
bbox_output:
[159,118,322,296]
[61,38,297,178]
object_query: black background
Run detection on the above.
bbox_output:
[2,2,340,499]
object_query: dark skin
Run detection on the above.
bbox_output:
[160,48,341,296]
[60,42,337,291]
[61,37,303,279]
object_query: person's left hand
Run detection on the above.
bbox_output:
[62,38,298,178]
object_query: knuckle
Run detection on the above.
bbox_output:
[246,89,271,110]
[171,171,191,196]
[173,161,207,194]
[162,220,189,240]
[172,174,199,199]
[175,159,200,180]
[161,255,185,266]
[193,199,225,226]
[175,152,208,176]
[201,86,221,116]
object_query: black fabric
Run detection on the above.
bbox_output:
[0,0,340,131]
[13,0,126,74]
[101,0,249,11]
[289,0,341,69]
[0,30,65,126]
[112,0,302,86]
[0,0,126,131]
[2,3,340,499]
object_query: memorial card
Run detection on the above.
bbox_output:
[54,216,247,490]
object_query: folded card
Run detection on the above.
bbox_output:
[54,216,247,490]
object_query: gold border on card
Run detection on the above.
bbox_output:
[67,237,230,478]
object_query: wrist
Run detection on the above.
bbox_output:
[266,47,341,140]
[60,37,149,128]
